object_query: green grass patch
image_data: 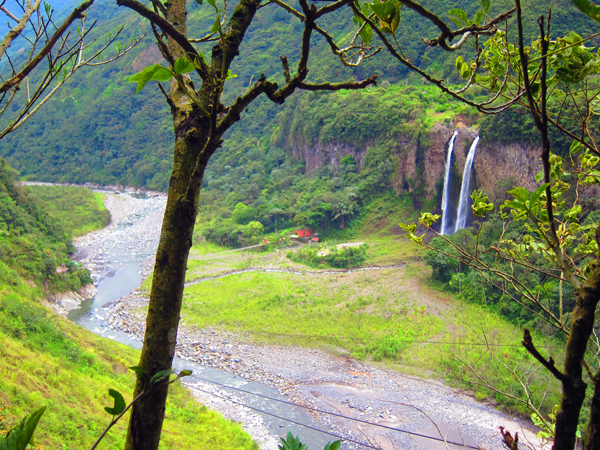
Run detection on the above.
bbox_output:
[0,296,259,450]
[24,185,111,237]
[180,262,561,417]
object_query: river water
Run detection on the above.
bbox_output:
[65,190,543,450]
[67,191,336,449]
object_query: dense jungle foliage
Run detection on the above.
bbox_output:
[0,160,109,294]
[425,207,600,333]
[0,0,594,191]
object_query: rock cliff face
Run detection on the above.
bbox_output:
[290,120,542,203]
[46,283,97,316]
[291,141,368,173]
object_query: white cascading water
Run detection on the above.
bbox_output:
[455,136,480,233]
[440,131,458,235]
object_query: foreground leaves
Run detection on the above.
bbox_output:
[0,407,46,450]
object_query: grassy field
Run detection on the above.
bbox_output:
[131,197,565,418]
[165,235,563,417]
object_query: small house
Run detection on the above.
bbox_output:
[295,229,311,238]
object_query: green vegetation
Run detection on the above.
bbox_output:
[24,186,111,237]
[164,237,563,418]
[287,244,368,269]
[0,160,94,294]
[0,162,258,449]
[0,297,258,450]
[0,0,592,192]
[0,0,598,443]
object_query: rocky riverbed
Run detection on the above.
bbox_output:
[74,191,545,450]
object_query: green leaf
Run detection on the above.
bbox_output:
[129,365,145,381]
[479,0,490,14]
[149,370,174,386]
[503,200,526,211]
[104,389,126,417]
[174,57,195,75]
[0,407,46,450]
[129,65,174,93]
[507,187,529,203]
[178,369,193,378]
[571,0,600,23]
[564,205,582,222]
[194,0,203,4]
[448,8,468,26]
[206,0,216,7]
[211,15,221,33]
[323,441,341,450]
[359,23,373,45]
[226,69,238,80]
[419,212,440,226]
[390,3,402,32]
[470,190,494,217]
[371,1,395,22]
[570,140,584,154]
[529,182,550,208]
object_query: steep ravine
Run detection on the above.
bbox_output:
[65,191,545,450]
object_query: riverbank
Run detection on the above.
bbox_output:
[106,287,545,450]
[74,191,545,450]
[66,191,282,450]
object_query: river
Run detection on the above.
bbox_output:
[67,190,336,450]
[66,190,543,450]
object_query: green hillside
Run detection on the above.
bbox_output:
[0,160,99,295]
[0,0,594,191]
[0,160,258,449]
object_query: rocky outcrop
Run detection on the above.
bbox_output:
[474,140,541,194]
[291,141,368,173]
[46,283,97,316]
[288,118,600,213]
[291,120,539,200]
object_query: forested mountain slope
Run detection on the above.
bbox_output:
[0,159,102,296]
[0,0,594,192]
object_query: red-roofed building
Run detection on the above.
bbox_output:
[295,229,311,237]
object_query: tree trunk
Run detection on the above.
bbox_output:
[584,376,600,450]
[581,261,600,450]
[556,261,600,450]
[115,0,377,445]
[123,0,212,442]
[124,112,209,450]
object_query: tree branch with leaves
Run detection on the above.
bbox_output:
[111,0,379,447]
[0,0,143,138]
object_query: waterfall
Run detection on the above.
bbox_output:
[440,131,458,235]
[455,136,480,233]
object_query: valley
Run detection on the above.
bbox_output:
[63,189,549,449]
[1,0,599,446]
